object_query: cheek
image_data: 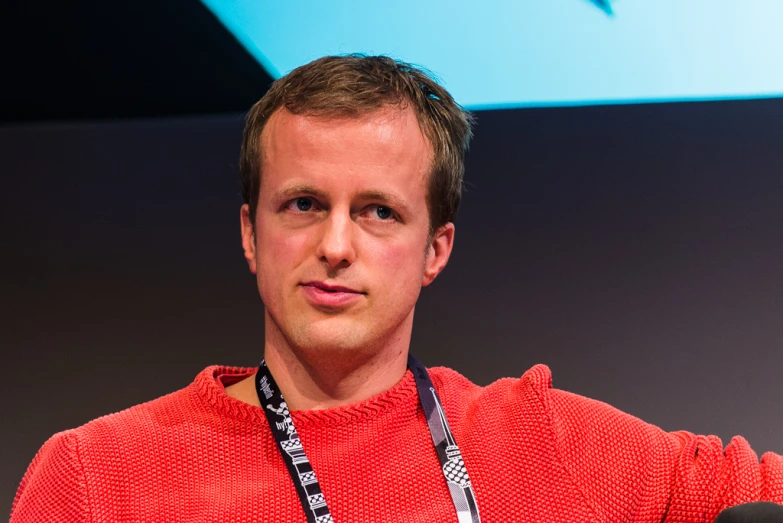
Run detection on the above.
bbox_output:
[369,238,426,288]
[256,229,312,285]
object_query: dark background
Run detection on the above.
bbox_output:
[2,1,782,517]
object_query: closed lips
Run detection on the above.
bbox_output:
[302,282,364,293]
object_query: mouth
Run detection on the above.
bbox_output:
[300,281,365,294]
[299,281,366,309]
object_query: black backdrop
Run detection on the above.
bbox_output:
[3,98,783,516]
[2,1,783,517]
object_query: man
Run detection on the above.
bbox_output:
[10,55,783,522]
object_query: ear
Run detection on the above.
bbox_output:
[422,222,455,287]
[240,204,258,275]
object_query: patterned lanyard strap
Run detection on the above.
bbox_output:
[255,354,482,523]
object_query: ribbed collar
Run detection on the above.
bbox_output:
[193,364,420,427]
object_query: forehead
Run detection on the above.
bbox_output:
[259,106,432,194]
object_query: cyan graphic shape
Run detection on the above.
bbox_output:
[201,0,783,109]
[589,0,613,16]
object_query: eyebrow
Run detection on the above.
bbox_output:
[272,184,412,216]
[272,184,328,203]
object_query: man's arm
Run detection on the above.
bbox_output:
[544,387,783,522]
[665,431,783,521]
[10,430,90,522]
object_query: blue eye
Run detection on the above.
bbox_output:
[374,205,393,220]
[291,197,313,212]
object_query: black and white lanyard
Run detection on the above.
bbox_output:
[255,354,482,523]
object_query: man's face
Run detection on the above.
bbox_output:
[240,106,454,359]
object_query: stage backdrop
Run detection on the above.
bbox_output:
[2,98,783,515]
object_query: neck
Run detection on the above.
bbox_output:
[263,341,408,411]
[233,311,413,411]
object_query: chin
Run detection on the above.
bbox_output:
[290,317,372,353]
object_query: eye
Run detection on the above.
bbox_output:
[286,197,317,213]
[368,204,395,221]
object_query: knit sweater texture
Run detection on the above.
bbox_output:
[10,364,783,522]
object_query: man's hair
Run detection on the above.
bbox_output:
[239,54,475,238]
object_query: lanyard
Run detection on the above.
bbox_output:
[255,354,482,523]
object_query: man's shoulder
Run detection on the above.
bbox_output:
[61,364,251,446]
[426,363,564,430]
[427,363,662,433]
[12,365,256,519]
[428,363,555,403]
[68,373,196,442]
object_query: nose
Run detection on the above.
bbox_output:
[314,206,357,269]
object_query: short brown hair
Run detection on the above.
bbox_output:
[239,54,475,238]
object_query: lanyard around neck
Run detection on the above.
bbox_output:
[255,354,482,523]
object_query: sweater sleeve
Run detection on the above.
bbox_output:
[10,430,91,523]
[544,387,783,523]
[664,431,783,522]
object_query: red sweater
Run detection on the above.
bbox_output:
[11,364,783,522]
